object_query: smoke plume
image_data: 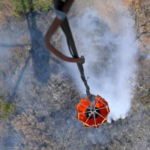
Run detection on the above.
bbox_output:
[62,5,138,122]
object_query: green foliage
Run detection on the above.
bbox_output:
[8,0,53,18]
[0,99,17,122]
[0,1,4,7]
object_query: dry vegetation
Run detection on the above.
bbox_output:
[133,0,150,106]
[123,0,134,7]
[0,0,14,28]
[11,110,54,150]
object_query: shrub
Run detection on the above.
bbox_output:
[0,99,17,122]
[8,0,53,18]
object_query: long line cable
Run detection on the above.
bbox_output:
[61,18,91,97]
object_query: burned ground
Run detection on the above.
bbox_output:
[0,0,150,150]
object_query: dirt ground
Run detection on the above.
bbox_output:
[0,0,150,150]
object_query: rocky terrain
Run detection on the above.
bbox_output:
[0,0,150,150]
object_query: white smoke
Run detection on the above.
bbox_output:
[61,8,138,122]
